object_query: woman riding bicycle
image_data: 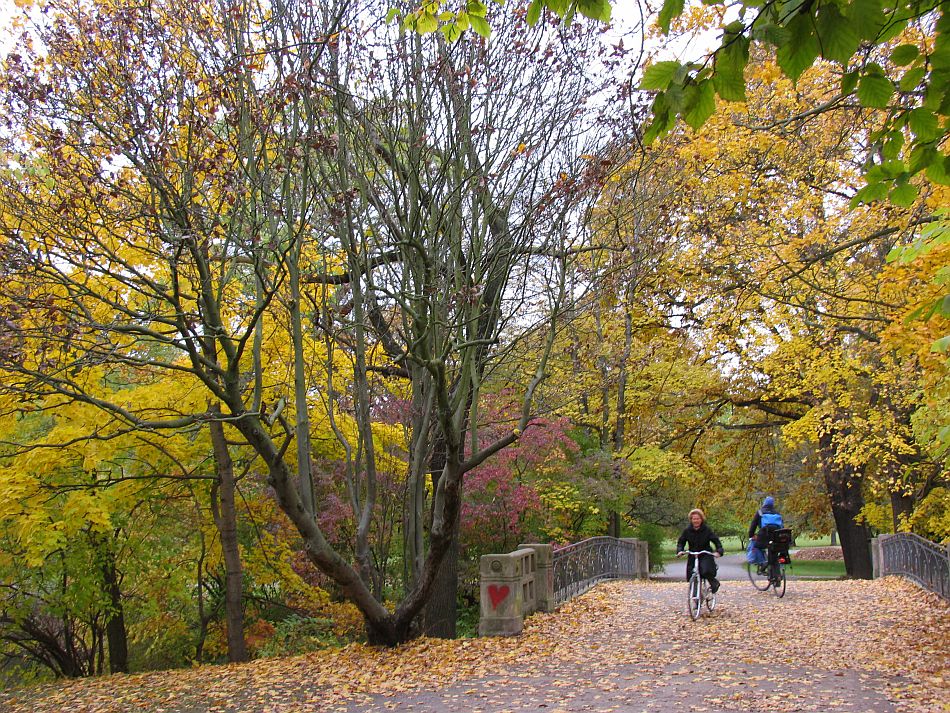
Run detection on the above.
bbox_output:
[676,508,724,593]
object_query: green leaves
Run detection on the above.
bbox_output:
[643,92,677,144]
[525,0,610,25]
[684,80,717,129]
[713,34,749,101]
[907,108,940,142]
[658,0,686,33]
[577,0,611,22]
[900,66,926,91]
[640,61,682,91]
[845,0,887,43]
[889,181,919,207]
[469,14,491,37]
[416,12,438,33]
[776,14,819,81]
[527,0,543,24]
[397,1,493,41]
[638,0,948,205]
[890,44,920,66]
[639,59,718,139]
[815,4,860,64]
[857,66,894,109]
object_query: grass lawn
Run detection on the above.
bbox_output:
[785,558,847,578]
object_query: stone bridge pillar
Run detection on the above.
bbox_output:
[622,537,650,578]
[520,543,554,612]
[478,550,528,636]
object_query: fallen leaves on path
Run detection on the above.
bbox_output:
[0,577,946,713]
[792,546,843,560]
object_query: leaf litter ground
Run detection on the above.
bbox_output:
[0,577,946,712]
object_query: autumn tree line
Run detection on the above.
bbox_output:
[0,0,946,684]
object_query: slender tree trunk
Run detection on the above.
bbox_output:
[607,511,621,538]
[89,532,128,674]
[231,411,404,644]
[194,530,209,662]
[100,543,128,674]
[209,415,249,662]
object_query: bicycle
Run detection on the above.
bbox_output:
[745,528,792,598]
[678,550,720,620]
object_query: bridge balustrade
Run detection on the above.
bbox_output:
[872,533,949,601]
[479,537,648,636]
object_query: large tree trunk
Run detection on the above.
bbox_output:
[209,415,249,663]
[423,526,458,638]
[820,431,873,579]
[889,490,915,532]
[423,439,457,638]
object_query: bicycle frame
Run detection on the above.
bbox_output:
[682,550,717,620]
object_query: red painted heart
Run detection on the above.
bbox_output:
[487,584,510,609]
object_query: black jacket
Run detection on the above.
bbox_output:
[676,523,724,556]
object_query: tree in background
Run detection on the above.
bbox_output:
[0,0,629,647]
[628,41,947,571]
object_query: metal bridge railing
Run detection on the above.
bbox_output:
[876,533,950,601]
[552,536,643,607]
[480,537,648,636]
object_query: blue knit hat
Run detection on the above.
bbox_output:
[763,496,775,508]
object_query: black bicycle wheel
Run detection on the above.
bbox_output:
[705,583,717,612]
[771,564,786,598]
[687,575,702,620]
[746,562,770,591]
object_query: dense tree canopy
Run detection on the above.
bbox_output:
[0,0,946,687]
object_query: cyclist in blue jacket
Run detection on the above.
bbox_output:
[747,496,783,571]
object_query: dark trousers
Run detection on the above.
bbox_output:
[686,553,718,583]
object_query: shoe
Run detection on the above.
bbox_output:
[710,578,720,593]
[756,565,767,575]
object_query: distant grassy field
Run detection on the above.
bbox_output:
[659,534,837,564]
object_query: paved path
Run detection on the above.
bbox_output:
[654,553,751,582]
[335,578,946,713]
[2,579,946,713]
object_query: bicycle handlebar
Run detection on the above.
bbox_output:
[676,550,720,557]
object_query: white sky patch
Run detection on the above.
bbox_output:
[1,1,19,53]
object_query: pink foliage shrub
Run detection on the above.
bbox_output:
[461,394,578,556]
